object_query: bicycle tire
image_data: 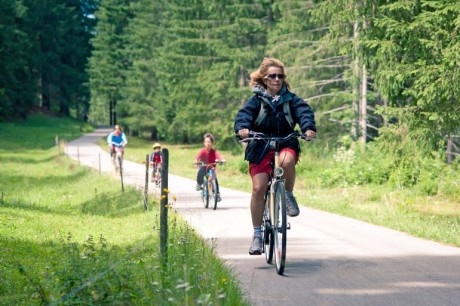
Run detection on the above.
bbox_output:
[117,153,122,175]
[263,203,274,263]
[155,170,161,187]
[210,179,218,210]
[273,180,287,275]
[202,178,209,209]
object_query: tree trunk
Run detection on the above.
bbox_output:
[352,22,359,140]
[359,64,367,143]
[447,134,453,164]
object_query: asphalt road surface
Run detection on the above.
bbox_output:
[67,128,460,306]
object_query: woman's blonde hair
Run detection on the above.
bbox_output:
[249,57,290,90]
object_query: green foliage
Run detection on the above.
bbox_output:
[318,122,459,201]
[319,143,392,187]
[0,0,37,119]
[0,0,97,120]
[437,160,460,197]
[237,159,249,175]
[361,0,460,142]
[88,0,131,126]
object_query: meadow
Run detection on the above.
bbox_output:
[0,114,247,305]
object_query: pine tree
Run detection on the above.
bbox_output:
[88,0,132,127]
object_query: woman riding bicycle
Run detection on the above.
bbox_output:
[234,57,316,255]
[107,125,128,167]
[194,133,226,202]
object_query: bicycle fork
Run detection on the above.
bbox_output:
[269,181,292,231]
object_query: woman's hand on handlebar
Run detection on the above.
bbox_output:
[237,129,250,139]
[305,130,316,139]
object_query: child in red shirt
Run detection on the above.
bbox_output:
[194,133,225,201]
[150,143,162,182]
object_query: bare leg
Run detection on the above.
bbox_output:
[279,151,296,192]
[250,173,269,227]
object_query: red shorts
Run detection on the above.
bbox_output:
[249,148,298,177]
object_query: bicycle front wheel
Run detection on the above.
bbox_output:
[116,154,122,175]
[155,171,161,187]
[210,179,218,210]
[273,180,287,275]
[202,180,209,208]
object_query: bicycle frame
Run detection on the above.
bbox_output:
[151,162,161,187]
[113,146,124,172]
[269,142,284,226]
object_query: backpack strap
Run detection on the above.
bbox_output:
[254,98,294,128]
[254,99,267,126]
[283,101,294,128]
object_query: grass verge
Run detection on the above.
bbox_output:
[0,115,248,305]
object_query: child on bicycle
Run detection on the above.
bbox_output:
[234,57,316,255]
[194,133,226,202]
[150,143,162,182]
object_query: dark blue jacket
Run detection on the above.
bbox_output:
[234,85,316,164]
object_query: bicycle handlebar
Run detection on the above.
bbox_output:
[194,160,226,167]
[238,130,313,143]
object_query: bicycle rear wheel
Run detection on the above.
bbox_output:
[263,193,274,264]
[210,179,218,210]
[273,180,287,275]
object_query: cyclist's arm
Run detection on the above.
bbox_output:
[215,151,225,163]
[122,133,128,146]
[107,133,113,146]
[234,96,259,138]
[194,149,205,164]
[291,95,316,135]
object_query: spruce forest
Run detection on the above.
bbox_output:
[1,0,459,192]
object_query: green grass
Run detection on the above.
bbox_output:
[0,115,248,305]
[121,136,459,247]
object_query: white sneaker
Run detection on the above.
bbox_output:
[249,236,263,255]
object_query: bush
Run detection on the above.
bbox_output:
[318,142,392,187]
[238,160,248,175]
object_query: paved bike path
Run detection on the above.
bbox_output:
[67,129,460,306]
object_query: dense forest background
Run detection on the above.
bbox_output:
[1,0,459,190]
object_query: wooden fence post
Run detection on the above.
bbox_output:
[143,154,149,210]
[160,148,169,267]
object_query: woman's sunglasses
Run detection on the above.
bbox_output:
[266,73,285,80]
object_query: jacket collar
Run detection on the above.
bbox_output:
[252,85,290,111]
